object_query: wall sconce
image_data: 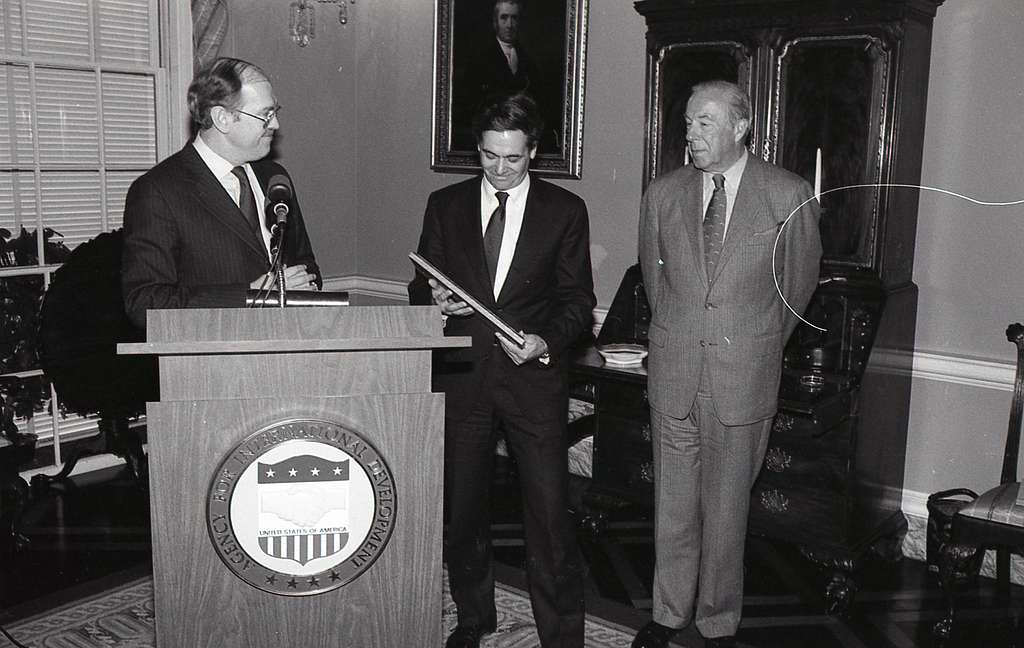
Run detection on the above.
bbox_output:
[289,0,356,48]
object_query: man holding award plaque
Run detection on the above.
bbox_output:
[409,93,595,648]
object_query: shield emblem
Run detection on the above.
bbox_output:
[256,454,350,566]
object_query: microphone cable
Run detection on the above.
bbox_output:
[248,239,286,308]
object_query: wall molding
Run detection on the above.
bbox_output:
[330,274,1015,390]
[869,347,1016,391]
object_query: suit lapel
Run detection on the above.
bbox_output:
[454,179,495,305]
[682,169,707,285]
[500,177,543,304]
[666,167,707,287]
[712,156,764,282]
[179,146,268,260]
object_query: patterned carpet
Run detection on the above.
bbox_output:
[6,571,635,648]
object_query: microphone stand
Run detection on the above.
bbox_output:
[270,223,286,308]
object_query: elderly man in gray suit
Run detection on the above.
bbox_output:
[632,80,822,648]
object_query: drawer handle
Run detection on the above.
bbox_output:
[765,447,791,473]
[640,423,652,443]
[640,461,654,484]
[773,413,794,433]
[576,382,597,401]
[760,488,789,514]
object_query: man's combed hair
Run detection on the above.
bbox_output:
[691,79,751,127]
[472,92,544,149]
[187,57,267,130]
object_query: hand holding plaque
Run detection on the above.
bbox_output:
[409,252,526,347]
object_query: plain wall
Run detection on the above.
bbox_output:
[905,0,1024,496]
[222,0,645,307]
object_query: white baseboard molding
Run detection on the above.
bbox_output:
[869,347,1016,391]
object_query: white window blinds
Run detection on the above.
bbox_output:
[0,0,163,448]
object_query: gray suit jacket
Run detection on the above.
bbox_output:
[638,155,822,425]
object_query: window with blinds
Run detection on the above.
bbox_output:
[0,0,165,451]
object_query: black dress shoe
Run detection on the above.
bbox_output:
[704,636,736,647]
[631,620,681,648]
[445,624,492,648]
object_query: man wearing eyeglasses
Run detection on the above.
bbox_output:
[122,57,320,329]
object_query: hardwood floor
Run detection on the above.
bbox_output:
[1,460,1022,647]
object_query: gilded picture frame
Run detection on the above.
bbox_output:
[431,0,589,178]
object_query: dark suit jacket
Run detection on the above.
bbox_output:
[410,175,595,422]
[121,143,320,329]
[638,155,822,425]
[465,38,537,104]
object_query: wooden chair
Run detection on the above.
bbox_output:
[934,322,1024,639]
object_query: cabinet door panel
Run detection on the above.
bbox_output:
[771,35,889,268]
[649,42,752,179]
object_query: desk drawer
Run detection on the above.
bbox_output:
[760,419,853,490]
[748,482,848,546]
[593,380,648,416]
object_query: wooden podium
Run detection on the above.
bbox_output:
[119,305,469,648]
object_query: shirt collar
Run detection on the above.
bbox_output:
[481,173,530,204]
[496,38,516,56]
[703,149,748,193]
[193,133,241,180]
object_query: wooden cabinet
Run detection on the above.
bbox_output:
[578,0,944,612]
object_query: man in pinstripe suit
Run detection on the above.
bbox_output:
[633,80,821,648]
[122,57,320,329]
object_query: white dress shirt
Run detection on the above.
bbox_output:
[192,134,272,261]
[480,174,529,300]
[497,38,518,74]
[700,149,749,238]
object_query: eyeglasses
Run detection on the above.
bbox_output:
[235,105,282,129]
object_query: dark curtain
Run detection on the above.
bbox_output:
[192,0,229,71]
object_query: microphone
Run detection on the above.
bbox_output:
[265,174,291,234]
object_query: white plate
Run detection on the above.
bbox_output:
[596,343,648,366]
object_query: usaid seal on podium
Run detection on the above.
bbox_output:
[119,305,469,648]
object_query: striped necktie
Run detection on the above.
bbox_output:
[703,173,726,279]
[483,191,509,289]
[230,166,263,247]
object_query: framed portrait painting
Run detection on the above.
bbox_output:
[431,0,589,179]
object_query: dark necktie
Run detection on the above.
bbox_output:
[483,191,508,289]
[230,166,262,245]
[703,173,727,279]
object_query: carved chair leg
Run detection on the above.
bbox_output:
[995,547,1011,603]
[0,472,30,552]
[103,418,147,481]
[824,570,858,616]
[932,540,981,640]
[30,446,87,490]
[31,417,147,491]
[933,541,958,640]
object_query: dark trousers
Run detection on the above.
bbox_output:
[444,356,584,648]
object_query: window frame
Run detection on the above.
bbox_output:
[0,0,192,466]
